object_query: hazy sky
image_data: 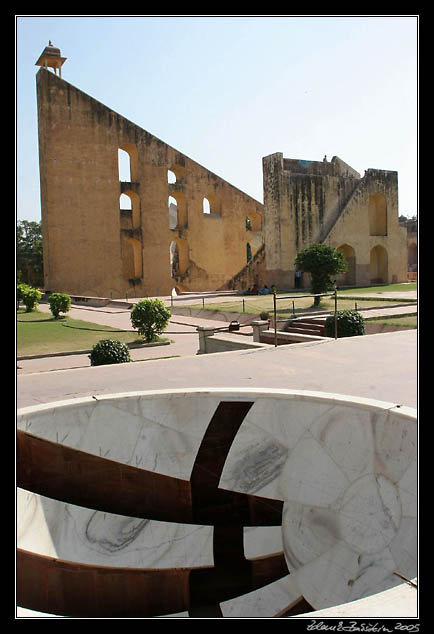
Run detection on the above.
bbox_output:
[16,15,418,223]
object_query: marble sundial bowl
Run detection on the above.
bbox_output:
[17,388,417,618]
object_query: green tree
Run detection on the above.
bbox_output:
[130,298,171,343]
[16,220,43,286]
[295,243,348,306]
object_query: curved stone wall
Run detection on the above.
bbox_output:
[17,388,417,618]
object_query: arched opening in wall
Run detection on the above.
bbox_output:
[121,190,140,227]
[118,149,131,182]
[168,164,185,184]
[170,193,187,228]
[118,143,139,182]
[369,194,387,236]
[120,194,133,230]
[130,238,143,279]
[336,244,356,286]
[203,194,221,217]
[170,241,178,277]
[122,236,143,281]
[168,196,178,230]
[246,243,252,264]
[408,242,417,271]
[370,245,388,284]
[120,193,132,210]
[246,211,262,232]
[170,238,189,278]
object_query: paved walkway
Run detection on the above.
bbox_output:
[17,328,417,409]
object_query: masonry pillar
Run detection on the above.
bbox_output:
[197,326,216,354]
[251,320,269,343]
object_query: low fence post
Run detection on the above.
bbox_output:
[273,291,277,348]
[334,285,338,340]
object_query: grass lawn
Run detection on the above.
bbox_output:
[17,309,145,357]
[178,296,415,318]
[337,283,417,295]
[369,315,417,329]
[176,283,416,318]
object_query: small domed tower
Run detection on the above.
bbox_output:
[35,41,67,77]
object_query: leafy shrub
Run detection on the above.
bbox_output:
[17,283,30,307]
[324,309,365,338]
[130,298,171,343]
[48,292,71,319]
[19,284,42,312]
[88,338,131,367]
[259,311,270,320]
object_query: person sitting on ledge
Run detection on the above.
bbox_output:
[259,285,270,295]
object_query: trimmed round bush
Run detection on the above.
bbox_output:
[88,338,131,367]
[130,298,171,343]
[48,292,71,319]
[324,309,365,338]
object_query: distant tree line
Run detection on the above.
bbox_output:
[399,214,417,233]
[17,220,43,287]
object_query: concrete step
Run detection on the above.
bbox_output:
[292,317,327,325]
[287,326,325,336]
[287,320,325,336]
[293,320,324,328]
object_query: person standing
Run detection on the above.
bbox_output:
[295,270,302,289]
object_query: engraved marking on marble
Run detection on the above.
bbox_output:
[339,474,402,553]
[85,512,149,553]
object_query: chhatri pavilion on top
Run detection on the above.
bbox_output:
[35,41,67,77]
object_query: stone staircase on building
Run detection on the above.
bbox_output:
[316,175,364,243]
[217,243,266,292]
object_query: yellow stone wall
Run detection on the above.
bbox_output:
[37,69,263,298]
[326,169,408,286]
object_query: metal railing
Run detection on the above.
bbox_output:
[273,286,338,347]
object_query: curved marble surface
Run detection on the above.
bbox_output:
[17,388,417,617]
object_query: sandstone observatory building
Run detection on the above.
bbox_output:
[36,45,407,298]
